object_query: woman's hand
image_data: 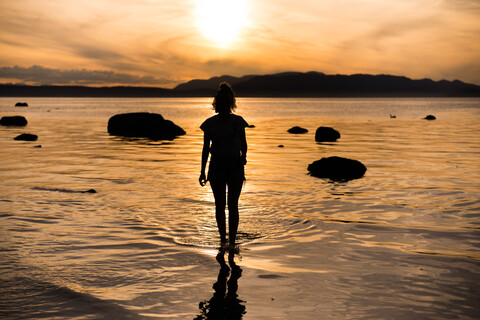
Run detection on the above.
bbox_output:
[199,173,207,186]
[241,155,247,165]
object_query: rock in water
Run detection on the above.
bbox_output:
[14,133,38,141]
[107,112,186,140]
[15,102,29,107]
[287,126,308,134]
[424,115,436,120]
[308,156,367,181]
[0,116,28,126]
[315,127,340,142]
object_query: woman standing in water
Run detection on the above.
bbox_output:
[199,82,248,249]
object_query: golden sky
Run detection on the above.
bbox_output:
[1,0,479,87]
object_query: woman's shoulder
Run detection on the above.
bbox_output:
[200,115,215,131]
[232,114,249,127]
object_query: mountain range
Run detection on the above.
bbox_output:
[1,71,479,97]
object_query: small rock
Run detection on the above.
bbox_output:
[15,102,29,107]
[14,133,38,141]
[0,116,28,126]
[247,124,255,128]
[278,145,284,148]
[308,156,367,181]
[258,274,283,279]
[315,127,340,142]
[424,115,436,120]
[83,189,97,193]
[287,126,308,134]
[33,145,42,148]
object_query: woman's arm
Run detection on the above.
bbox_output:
[240,127,247,165]
[199,132,211,186]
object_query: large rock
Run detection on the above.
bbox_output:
[0,116,28,126]
[15,102,28,107]
[288,126,308,134]
[107,112,186,140]
[315,127,340,142]
[14,133,38,141]
[308,156,367,181]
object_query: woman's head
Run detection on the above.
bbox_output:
[212,82,236,114]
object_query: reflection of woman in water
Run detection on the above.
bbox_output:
[199,82,248,248]
[194,250,246,319]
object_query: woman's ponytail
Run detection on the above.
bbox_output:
[213,82,236,113]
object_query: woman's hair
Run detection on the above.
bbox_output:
[212,82,236,113]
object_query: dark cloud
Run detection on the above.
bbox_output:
[204,59,268,77]
[0,65,175,86]
[442,0,480,14]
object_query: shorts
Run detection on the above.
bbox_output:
[207,154,245,183]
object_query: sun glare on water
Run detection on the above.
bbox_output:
[195,0,249,48]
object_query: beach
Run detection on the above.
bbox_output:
[1,97,479,319]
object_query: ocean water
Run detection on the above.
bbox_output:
[0,97,479,319]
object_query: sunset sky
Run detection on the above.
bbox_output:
[1,0,479,87]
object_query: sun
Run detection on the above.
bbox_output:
[194,0,249,48]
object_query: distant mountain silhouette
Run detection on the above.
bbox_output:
[0,85,171,97]
[231,72,480,97]
[1,72,479,97]
[173,74,255,92]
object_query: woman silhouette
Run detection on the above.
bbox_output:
[199,82,248,249]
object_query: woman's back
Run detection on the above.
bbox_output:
[200,113,248,156]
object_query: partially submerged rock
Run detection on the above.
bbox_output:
[424,115,436,120]
[14,133,38,141]
[15,102,28,107]
[32,187,97,193]
[0,116,28,126]
[315,127,340,142]
[288,126,308,134]
[107,112,186,140]
[308,156,366,181]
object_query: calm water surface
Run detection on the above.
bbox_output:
[0,97,479,319]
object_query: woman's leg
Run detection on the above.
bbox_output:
[210,180,227,244]
[227,178,244,247]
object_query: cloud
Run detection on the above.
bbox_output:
[442,0,480,14]
[1,1,479,86]
[0,65,176,86]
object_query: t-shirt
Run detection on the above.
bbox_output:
[200,114,248,156]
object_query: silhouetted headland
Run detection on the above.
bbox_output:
[1,71,480,97]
